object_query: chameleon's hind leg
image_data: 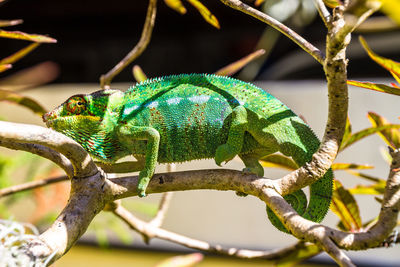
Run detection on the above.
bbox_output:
[215,105,248,166]
[239,153,264,177]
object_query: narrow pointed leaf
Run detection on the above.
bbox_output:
[368,111,400,148]
[347,80,400,96]
[0,30,57,43]
[186,0,220,29]
[275,243,321,267]
[332,163,373,170]
[0,19,23,27]
[0,89,47,115]
[349,181,386,195]
[259,154,298,170]
[390,71,400,85]
[132,65,148,82]
[323,0,341,8]
[340,116,352,149]
[359,36,400,77]
[164,0,187,14]
[340,122,400,151]
[155,253,203,267]
[0,64,12,73]
[215,49,266,76]
[0,43,40,65]
[330,180,362,231]
[254,0,266,7]
[346,170,382,183]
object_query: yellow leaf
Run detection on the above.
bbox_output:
[132,65,148,82]
[259,154,298,170]
[254,0,265,6]
[348,80,400,96]
[0,89,47,115]
[0,64,12,73]
[164,0,187,14]
[215,49,265,76]
[0,30,57,43]
[0,19,23,27]
[330,180,362,231]
[154,253,203,267]
[368,111,400,148]
[186,0,220,29]
[380,0,400,25]
[359,36,400,78]
[323,0,341,8]
[0,43,40,65]
[332,163,373,170]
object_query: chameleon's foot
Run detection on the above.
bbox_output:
[215,144,237,166]
[137,174,151,198]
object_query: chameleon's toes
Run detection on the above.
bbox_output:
[138,190,147,198]
[137,174,151,198]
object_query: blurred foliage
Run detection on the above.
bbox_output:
[154,253,203,267]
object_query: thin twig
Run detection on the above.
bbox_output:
[150,163,175,228]
[112,202,306,260]
[314,0,331,26]
[219,0,324,64]
[0,175,68,197]
[100,0,157,88]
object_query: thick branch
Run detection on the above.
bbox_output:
[0,121,97,178]
[100,0,157,88]
[220,0,324,64]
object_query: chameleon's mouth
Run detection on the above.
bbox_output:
[42,111,54,127]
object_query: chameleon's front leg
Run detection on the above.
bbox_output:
[118,125,160,197]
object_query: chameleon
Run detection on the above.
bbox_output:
[43,73,333,233]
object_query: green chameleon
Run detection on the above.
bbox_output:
[43,73,332,232]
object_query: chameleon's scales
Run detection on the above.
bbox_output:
[43,74,333,233]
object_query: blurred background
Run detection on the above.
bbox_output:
[0,0,400,266]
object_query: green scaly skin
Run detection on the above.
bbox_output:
[43,73,333,233]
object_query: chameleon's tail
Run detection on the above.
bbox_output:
[265,118,333,233]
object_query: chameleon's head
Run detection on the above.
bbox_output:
[43,89,124,135]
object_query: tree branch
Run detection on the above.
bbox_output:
[219,0,325,64]
[314,0,331,26]
[0,121,97,178]
[0,175,68,197]
[99,0,157,88]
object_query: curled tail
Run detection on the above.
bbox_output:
[266,118,333,233]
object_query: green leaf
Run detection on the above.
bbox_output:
[186,0,220,29]
[164,0,187,14]
[132,65,148,82]
[154,253,204,267]
[259,154,298,170]
[368,111,400,148]
[332,163,373,170]
[0,89,47,115]
[214,49,266,77]
[275,243,321,267]
[347,80,400,96]
[0,30,57,43]
[0,19,23,27]
[330,180,362,231]
[0,43,40,65]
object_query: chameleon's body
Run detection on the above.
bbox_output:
[43,73,333,232]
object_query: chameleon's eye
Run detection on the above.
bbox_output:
[66,95,87,115]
